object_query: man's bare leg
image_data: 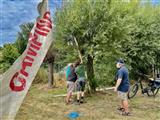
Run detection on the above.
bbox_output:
[66,92,72,104]
[123,100,129,113]
[81,91,84,97]
[121,100,124,108]
[117,100,124,111]
[77,91,80,102]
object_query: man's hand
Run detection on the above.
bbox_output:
[114,78,122,92]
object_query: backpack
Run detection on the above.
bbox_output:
[66,66,77,82]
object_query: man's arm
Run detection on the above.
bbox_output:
[114,78,122,91]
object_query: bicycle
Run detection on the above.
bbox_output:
[128,72,160,99]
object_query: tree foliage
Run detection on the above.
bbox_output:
[0,44,20,72]
[54,0,160,90]
[15,23,34,54]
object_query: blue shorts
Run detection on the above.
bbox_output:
[76,77,86,92]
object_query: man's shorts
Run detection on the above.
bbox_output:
[76,77,86,92]
[118,91,128,100]
[67,81,75,93]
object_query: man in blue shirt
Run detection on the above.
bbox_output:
[114,59,131,116]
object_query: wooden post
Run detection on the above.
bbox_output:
[73,36,83,63]
[73,36,91,93]
[48,62,54,88]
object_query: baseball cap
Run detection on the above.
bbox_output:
[67,63,72,66]
[117,59,124,64]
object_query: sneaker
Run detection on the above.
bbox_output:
[80,99,84,104]
[65,100,74,105]
[122,111,132,116]
[117,107,125,111]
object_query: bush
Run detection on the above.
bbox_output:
[33,68,48,84]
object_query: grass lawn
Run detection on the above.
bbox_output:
[15,84,160,120]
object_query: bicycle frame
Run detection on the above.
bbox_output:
[136,77,149,94]
[136,78,144,90]
[139,79,144,90]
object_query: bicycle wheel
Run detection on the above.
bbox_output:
[146,86,159,96]
[128,84,139,99]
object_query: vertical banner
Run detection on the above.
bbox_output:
[0,0,53,119]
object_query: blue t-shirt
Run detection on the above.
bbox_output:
[117,66,130,92]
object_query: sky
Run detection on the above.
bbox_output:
[0,0,62,46]
[151,0,160,5]
[0,0,159,47]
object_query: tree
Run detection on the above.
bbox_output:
[15,23,34,54]
[55,0,160,90]
[55,0,134,91]
[0,44,20,72]
[122,4,160,77]
[44,44,56,88]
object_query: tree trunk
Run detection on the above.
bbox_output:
[48,62,54,88]
[152,64,155,79]
[87,54,96,92]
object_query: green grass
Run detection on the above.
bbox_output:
[16,84,160,120]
